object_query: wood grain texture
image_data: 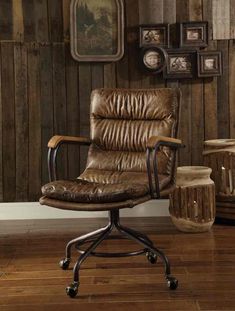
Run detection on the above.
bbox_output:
[34,0,49,42]
[1,42,16,202]
[217,40,230,138]
[231,0,235,38]
[212,0,230,39]
[0,217,235,310]
[28,43,41,201]
[229,40,235,138]
[65,44,80,179]
[138,0,163,24]
[78,64,91,173]
[40,43,53,185]
[12,0,24,41]
[189,0,202,20]
[0,44,2,201]
[0,0,13,40]
[48,0,63,42]
[52,43,67,179]
[22,0,36,42]
[14,43,28,201]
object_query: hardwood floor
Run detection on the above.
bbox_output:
[0,217,235,310]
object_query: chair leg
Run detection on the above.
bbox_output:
[114,221,178,290]
[59,224,111,270]
[66,224,113,298]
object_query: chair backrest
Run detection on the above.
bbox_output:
[86,88,181,180]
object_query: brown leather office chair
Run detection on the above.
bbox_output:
[40,88,182,298]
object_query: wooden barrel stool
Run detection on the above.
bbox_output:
[169,166,215,232]
[203,139,235,220]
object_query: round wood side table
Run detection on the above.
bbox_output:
[203,139,235,220]
[169,166,216,232]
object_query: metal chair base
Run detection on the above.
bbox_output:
[60,209,178,297]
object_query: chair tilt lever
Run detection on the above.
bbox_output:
[59,209,178,298]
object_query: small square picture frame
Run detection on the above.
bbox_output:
[164,49,196,79]
[179,21,208,48]
[140,46,167,74]
[139,24,170,48]
[197,51,222,77]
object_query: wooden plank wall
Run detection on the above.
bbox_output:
[0,0,234,202]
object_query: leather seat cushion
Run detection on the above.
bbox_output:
[42,179,149,203]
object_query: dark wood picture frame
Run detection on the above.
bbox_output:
[70,0,124,62]
[179,21,208,48]
[197,51,222,77]
[164,49,196,79]
[139,24,170,48]
[140,46,167,74]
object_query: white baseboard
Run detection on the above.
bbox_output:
[0,200,169,220]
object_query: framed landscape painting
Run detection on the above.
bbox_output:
[70,0,124,62]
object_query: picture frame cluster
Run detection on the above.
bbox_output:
[139,21,222,78]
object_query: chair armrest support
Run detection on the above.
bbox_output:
[146,136,184,199]
[147,136,183,150]
[47,135,91,182]
[48,135,91,148]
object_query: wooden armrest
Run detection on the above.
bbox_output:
[147,136,182,149]
[48,135,91,148]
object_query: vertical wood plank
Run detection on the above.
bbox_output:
[79,64,91,172]
[0,45,3,201]
[189,0,202,20]
[28,43,41,201]
[40,43,53,185]
[14,43,28,201]
[229,40,235,137]
[22,0,36,41]
[164,0,177,89]
[103,64,116,88]
[203,0,218,140]
[176,0,189,22]
[34,0,49,42]
[212,0,230,39]
[204,77,218,140]
[92,64,104,89]
[12,0,24,41]
[178,83,192,166]
[48,0,63,42]
[138,0,163,24]
[0,0,13,40]
[65,43,80,179]
[163,0,176,24]
[191,81,204,165]
[1,42,16,202]
[189,0,203,165]
[231,0,235,38]
[217,40,230,138]
[52,43,67,178]
[126,0,142,89]
[62,0,70,42]
[203,0,213,40]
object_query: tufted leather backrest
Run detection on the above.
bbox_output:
[85,88,181,179]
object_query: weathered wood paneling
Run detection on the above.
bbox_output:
[14,43,28,201]
[1,42,16,202]
[212,0,231,39]
[0,0,234,201]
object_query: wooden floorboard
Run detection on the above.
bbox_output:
[0,217,235,310]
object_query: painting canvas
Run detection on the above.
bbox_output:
[70,0,124,61]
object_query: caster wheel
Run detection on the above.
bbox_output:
[66,283,78,298]
[146,251,157,264]
[59,258,70,270]
[166,276,178,290]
